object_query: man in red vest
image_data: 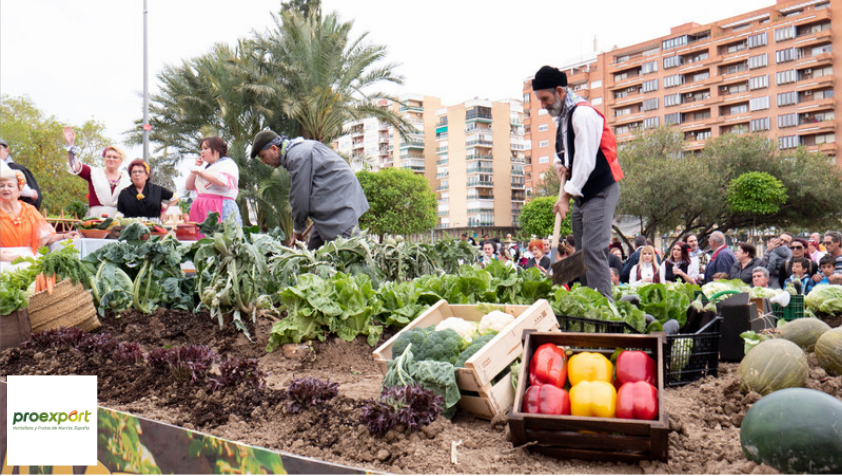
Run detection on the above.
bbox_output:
[532,65,623,297]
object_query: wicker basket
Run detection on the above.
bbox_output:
[28,278,100,332]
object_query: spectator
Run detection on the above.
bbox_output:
[479,242,497,267]
[479,234,491,249]
[610,267,622,286]
[811,232,826,252]
[784,257,816,295]
[610,237,626,260]
[609,246,624,260]
[823,231,842,274]
[807,239,825,264]
[187,136,243,232]
[816,255,836,286]
[542,237,551,256]
[117,160,177,221]
[524,238,551,274]
[0,138,41,210]
[729,243,762,284]
[704,231,737,284]
[608,246,623,277]
[662,242,696,284]
[63,126,131,218]
[759,232,793,288]
[685,234,708,280]
[752,267,770,288]
[460,233,476,246]
[630,245,660,287]
[621,235,648,283]
[497,246,517,270]
[778,238,819,288]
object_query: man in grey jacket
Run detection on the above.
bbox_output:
[251,130,370,250]
[760,232,793,289]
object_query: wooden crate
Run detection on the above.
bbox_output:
[372,299,559,419]
[509,332,669,463]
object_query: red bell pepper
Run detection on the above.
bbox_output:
[615,350,657,387]
[616,381,659,420]
[523,385,571,415]
[529,343,567,388]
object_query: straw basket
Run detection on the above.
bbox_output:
[28,279,100,333]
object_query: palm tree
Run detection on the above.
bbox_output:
[251,10,414,143]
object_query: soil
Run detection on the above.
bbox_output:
[3,309,841,475]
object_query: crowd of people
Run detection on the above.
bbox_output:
[462,229,842,295]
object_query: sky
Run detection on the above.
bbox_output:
[1,0,773,159]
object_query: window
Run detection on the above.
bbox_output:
[614,107,633,117]
[663,55,682,69]
[748,53,768,69]
[777,91,798,106]
[775,48,800,64]
[664,93,682,107]
[538,109,548,116]
[662,35,688,50]
[538,140,549,148]
[642,61,658,74]
[664,74,683,88]
[692,71,710,83]
[775,26,795,42]
[748,32,767,48]
[815,132,835,144]
[730,104,748,115]
[778,113,797,128]
[664,112,683,125]
[538,156,549,164]
[750,117,770,132]
[750,96,769,111]
[693,110,711,121]
[590,80,603,89]
[642,98,659,111]
[591,97,603,105]
[642,79,659,93]
[538,124,549,132]
[811,44,832,56]
[643,117,660,129]
[778,135,799,149]
[816,2,830,10]
[776,69,797,85]
[749,75,769,90]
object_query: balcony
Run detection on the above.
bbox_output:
[466,154,493,161]
[465,113,493,123]
[466,139,493,148]
[683,140,707,151]
[467,180,494,188]
[720,94,751,106]
[609,74,645,91]
[819,142,837,154]
[467,166,494,174]
[436,159,448,166]
[612,113,645,126]
[511,181,526,189]
[436,172,449,179]
[797,97,835,110]
[399,105,424,112]
[797,120,835,134]
[436,146,448,155]
[436,184,449,191]
[797,52,833,68]
[795,29,833,48]
[681,117,718,131]
[795,75,834,91]
[681,101,713,113]
[567,71,590,86]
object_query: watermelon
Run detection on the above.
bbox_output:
[778,318,831,352]
[741,387,842,474]
[739,338,807,395]
[815,327,842,376]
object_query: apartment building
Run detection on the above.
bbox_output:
[335,95,526,233]
[522,0,840,185]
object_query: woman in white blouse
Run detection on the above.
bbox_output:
[630,245,661,286]
[185,136,242,232]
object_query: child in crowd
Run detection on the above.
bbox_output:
[816,254,836,286]
[784,257,815,295]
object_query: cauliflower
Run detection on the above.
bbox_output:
[478,310,515,335]
[435,317,478,346]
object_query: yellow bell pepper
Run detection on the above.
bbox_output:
[569,380,617,418]
[567,352,613,386]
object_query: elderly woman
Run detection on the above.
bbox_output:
[729,243,763,284]
[0,164,79,271]
[117,159,177,220]
[186,136,242,227]
[63,126,132,218]
[524,239,551,274]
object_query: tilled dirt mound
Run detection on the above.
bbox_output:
[3,310,841,474]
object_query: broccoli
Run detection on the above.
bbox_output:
[392,327,431,359]
[414,329,464,365]
[455,333,497,368]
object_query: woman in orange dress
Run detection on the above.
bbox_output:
[0,164,79,272]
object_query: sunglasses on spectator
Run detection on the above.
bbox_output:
[789,245,803,250]
[825,241,835,246]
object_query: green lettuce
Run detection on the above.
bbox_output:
[805,284,842,314]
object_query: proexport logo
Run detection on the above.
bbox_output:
[12,410,92,425]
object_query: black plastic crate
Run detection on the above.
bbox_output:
[663,316,722,387]
[555,314,641,334]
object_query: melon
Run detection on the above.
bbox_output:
[739,338,808,395]
[741,387,842,474]
[815,327,842,376]
[778,318,831,352]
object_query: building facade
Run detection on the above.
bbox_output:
[523,0,840,180]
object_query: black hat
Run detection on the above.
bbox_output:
[250,130,279,159]
[532,66,567,91]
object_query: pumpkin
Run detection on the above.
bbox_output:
[815,327,842,376]
[741,387,842,474]
[739,338,808,395]
[778,318,831,352]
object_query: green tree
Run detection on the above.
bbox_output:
[281,0,321,18]
[518,196,572,239]
[356,168,436,237]
[534,168,561,198]
[727,171,787,215]
[0,95,110,214]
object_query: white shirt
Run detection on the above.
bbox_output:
[554,104,605,198]
[630,262,657,287]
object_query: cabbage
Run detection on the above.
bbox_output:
[701,279,750,299]
[805,284,842,314]
[749,287,781,299]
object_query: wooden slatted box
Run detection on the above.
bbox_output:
[509,331,669,463]
[372,299,559,420]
